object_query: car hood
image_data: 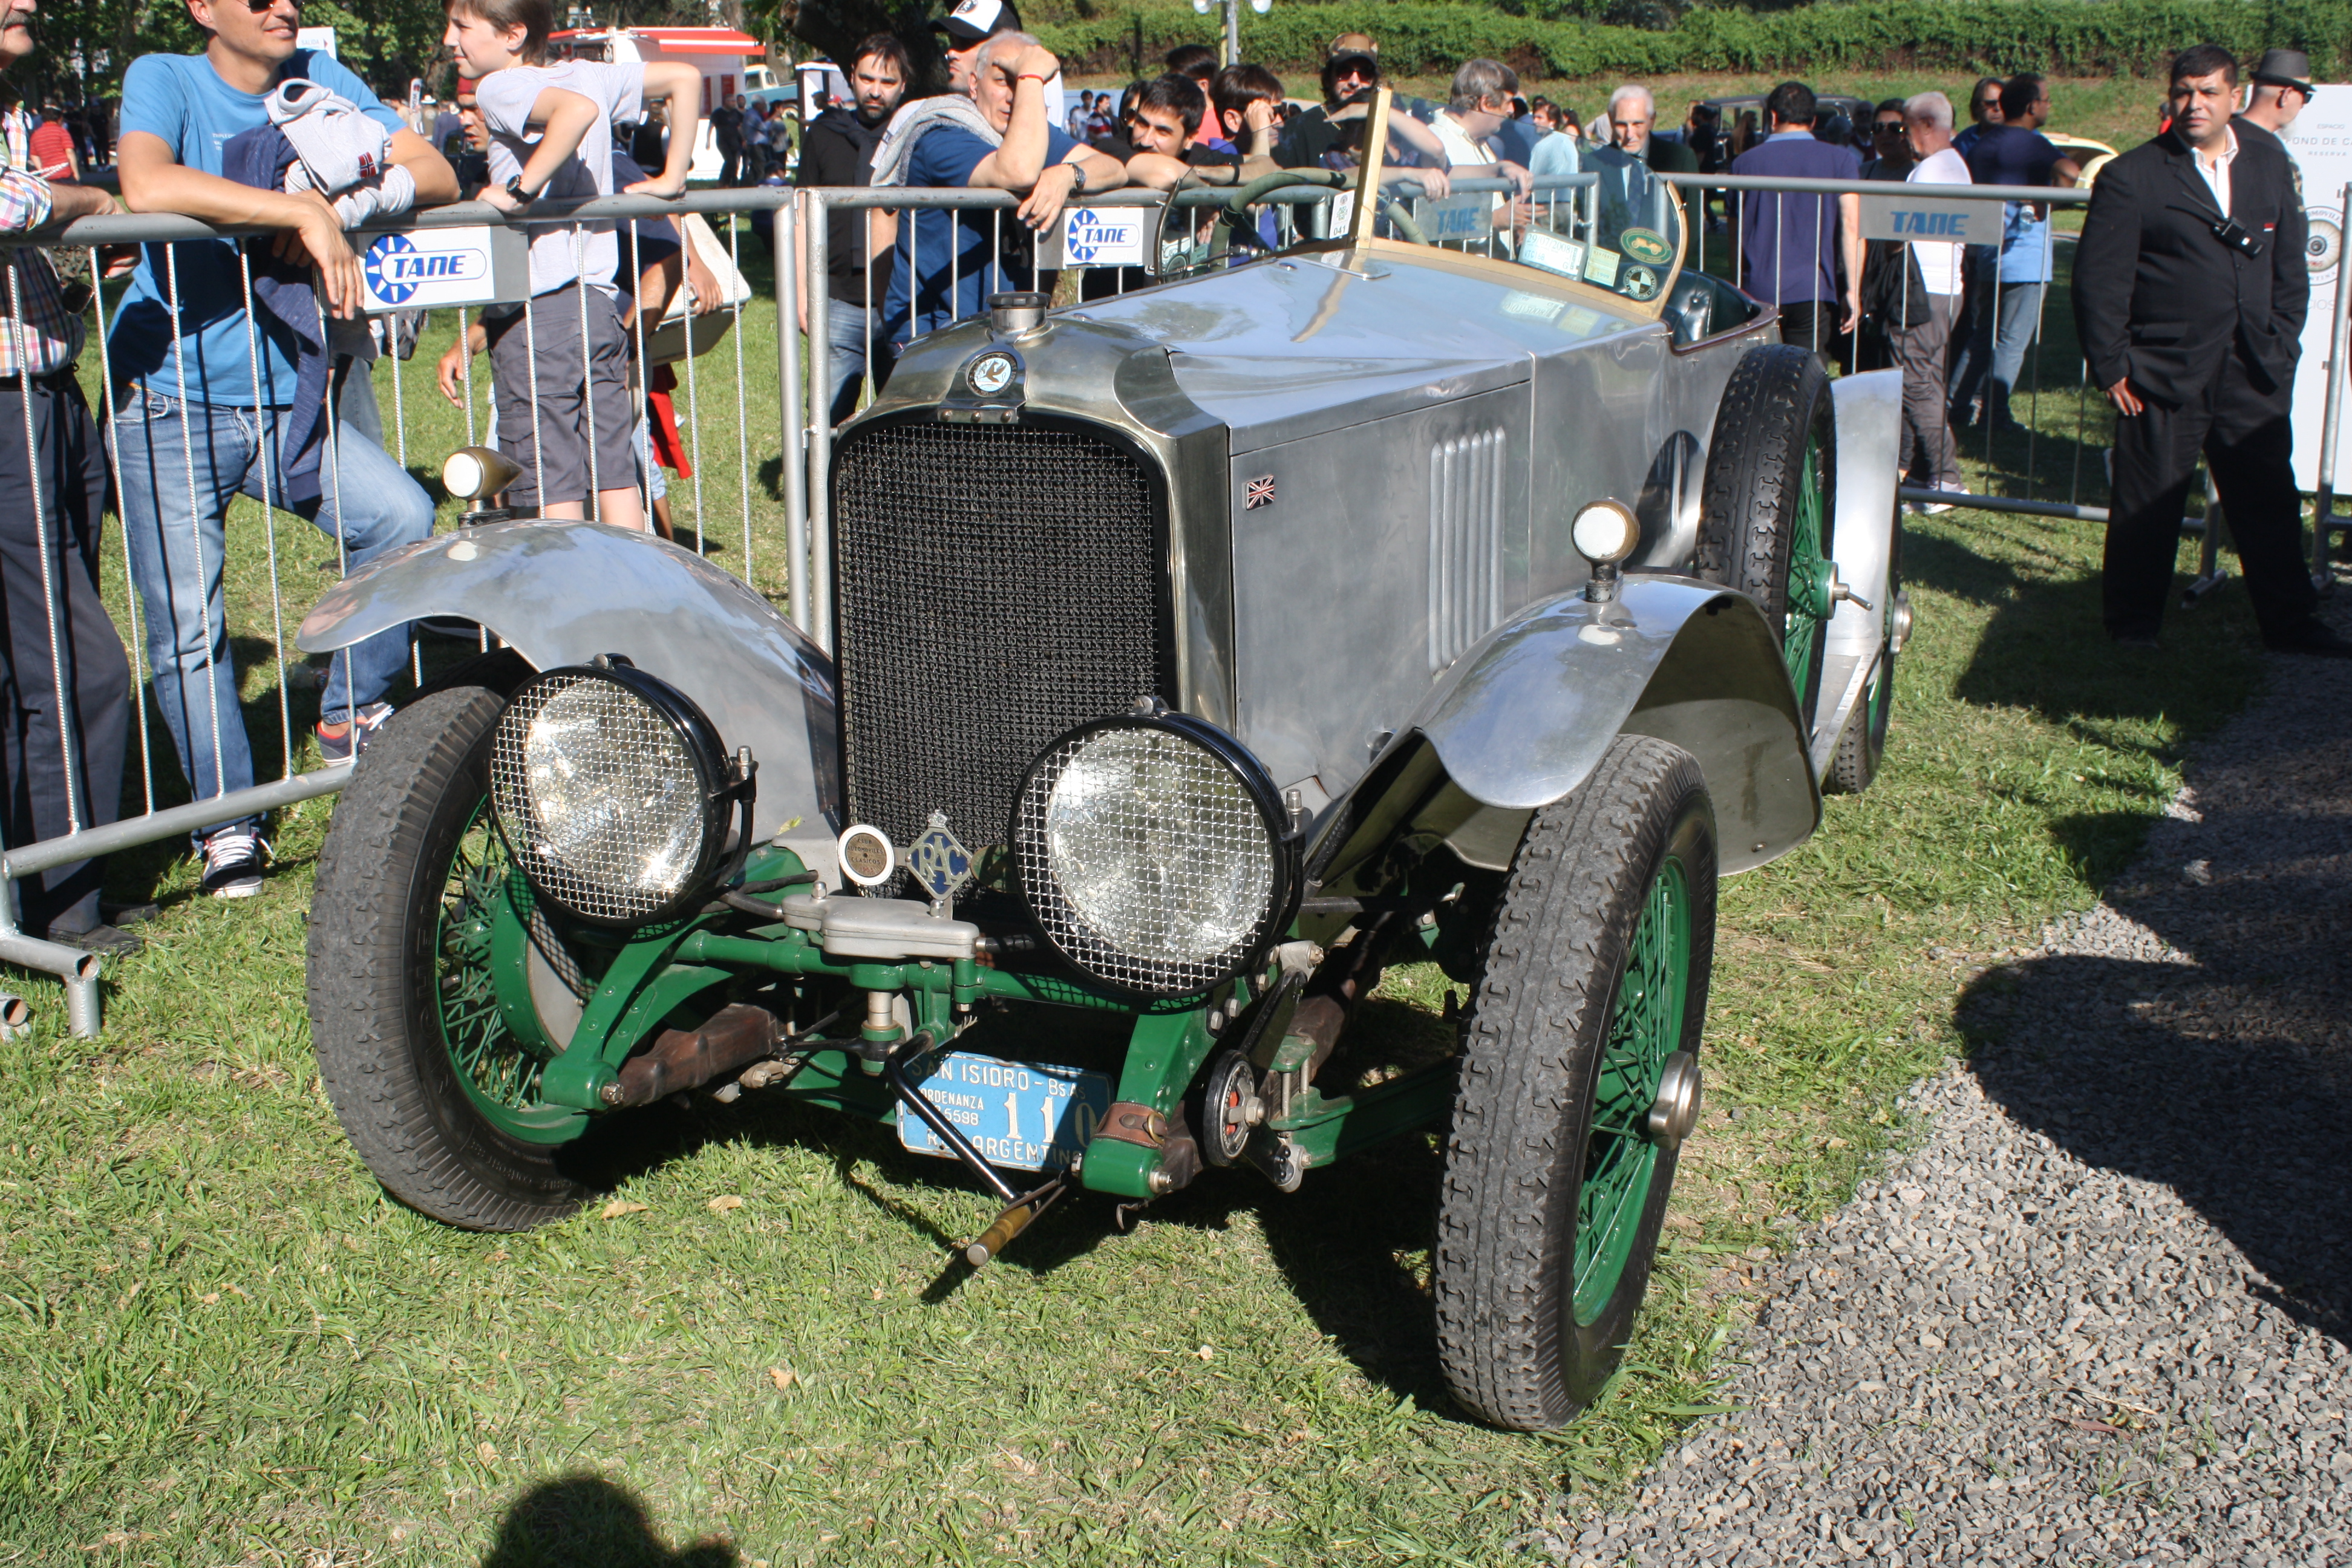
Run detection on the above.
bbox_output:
[1061,250,1651,454]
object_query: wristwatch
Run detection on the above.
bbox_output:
[1067,160,1088,194]
[503,175,538,204]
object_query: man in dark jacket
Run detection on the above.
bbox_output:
[2072,44,2347,656]
[795,33,908,423]
[711,94,744,186]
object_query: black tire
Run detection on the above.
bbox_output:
[307,679,595,1230]
[1826,509,1901,795]
[1695,344,1837,729]
[1434,736,1718,1432]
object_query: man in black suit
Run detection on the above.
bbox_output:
[2073,45,2349,656]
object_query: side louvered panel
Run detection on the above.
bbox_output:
[1428,428,1506,671]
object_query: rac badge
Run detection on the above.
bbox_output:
[909,811,976,903]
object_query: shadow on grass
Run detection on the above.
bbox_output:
[554,1040,1466,1412]
[1955,680,2352,1350]
[481,1472,738,1568]
[1906,523,2265,727]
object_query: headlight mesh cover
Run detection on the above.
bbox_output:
[1017,725,1276,995]
[489,672,710,923]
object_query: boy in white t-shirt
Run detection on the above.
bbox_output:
[443,0,699,530]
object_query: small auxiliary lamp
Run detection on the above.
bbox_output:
[441,445,524,526]
[1572,499,1641,601]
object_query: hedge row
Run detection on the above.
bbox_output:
[1031,0,2352,82]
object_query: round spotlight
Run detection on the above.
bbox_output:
[1571,499,1641,566]
[489,662,745,927]
[1013,710,1299,999]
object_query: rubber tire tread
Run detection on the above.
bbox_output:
[1693,344,1837,724]
[1433,736,1718,1432]
[307,682,593,1232]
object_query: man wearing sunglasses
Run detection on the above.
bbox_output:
[1276,34,1444,171]
[109,0,459,898]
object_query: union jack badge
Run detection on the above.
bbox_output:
[1244,475,1276,509]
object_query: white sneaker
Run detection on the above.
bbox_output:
[1911,482,1968,517]
[200,830,269,899]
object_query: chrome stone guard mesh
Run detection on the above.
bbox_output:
[1014,727,1277,996]
[489,672,708,924]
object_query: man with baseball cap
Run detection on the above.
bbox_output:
[933,0,1062,123]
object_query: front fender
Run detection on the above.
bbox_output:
[1395,575,1818,875]
[298,521,841,844]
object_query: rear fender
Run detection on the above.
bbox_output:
[1314,577,1818,889]
[1816,370,1904,760]
[298,520,842,850]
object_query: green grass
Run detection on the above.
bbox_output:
[0,210,2276,1563]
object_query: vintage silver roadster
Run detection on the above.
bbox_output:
[298,102,1907,1432]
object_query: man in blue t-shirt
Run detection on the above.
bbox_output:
[875,32,1124,354]
[1948,73,2079,432]
[1728,81,1863,367]
[111,0,456,899]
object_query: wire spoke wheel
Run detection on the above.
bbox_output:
[436,801,563,1139]
[1696,343,1839,736]
[1573,856,1690,1324]
[309,663,597,1232]
[1782,439,1828,700]
[1436,736,1718,1431]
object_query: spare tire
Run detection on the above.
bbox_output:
[1694,344,1838,733]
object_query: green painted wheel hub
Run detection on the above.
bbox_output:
[1783,438,1829,693]
[437,800,581,1145]
[1573,855,1693,1325]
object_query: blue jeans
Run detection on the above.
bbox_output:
[823,302,881,427]
[1949,275,2046,426]
[113,386,434,840]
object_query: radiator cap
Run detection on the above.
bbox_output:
[990,290,1048,335]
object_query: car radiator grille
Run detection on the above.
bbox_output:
[832,419,1171,862]
[1429,428,1506,671]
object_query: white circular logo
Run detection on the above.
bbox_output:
[2308,214,2341,283]
[967,351,1016,396]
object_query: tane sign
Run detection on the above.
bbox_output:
[1857,194,1985,244]
[361,226,528,314]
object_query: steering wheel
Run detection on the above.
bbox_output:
[1203,166,1429,258]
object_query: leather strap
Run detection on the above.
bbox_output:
[1093,1102,1167,1148]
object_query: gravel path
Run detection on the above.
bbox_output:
[1565,601,2352,1567]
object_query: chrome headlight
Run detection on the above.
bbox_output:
[489,662,744,926]
[1013,709,1299,998]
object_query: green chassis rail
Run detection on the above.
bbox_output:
[482,844,1455,1200]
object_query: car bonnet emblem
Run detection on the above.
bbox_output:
[1245,475,1276,509]
[967,351,1017,397]
[908,811,976,903]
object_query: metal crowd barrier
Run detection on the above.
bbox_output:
[1,164,2343,1036]
[1661,169,2352,601]
[0,189,802,1035]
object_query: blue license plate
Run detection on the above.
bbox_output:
[895,1051,1114,1173]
